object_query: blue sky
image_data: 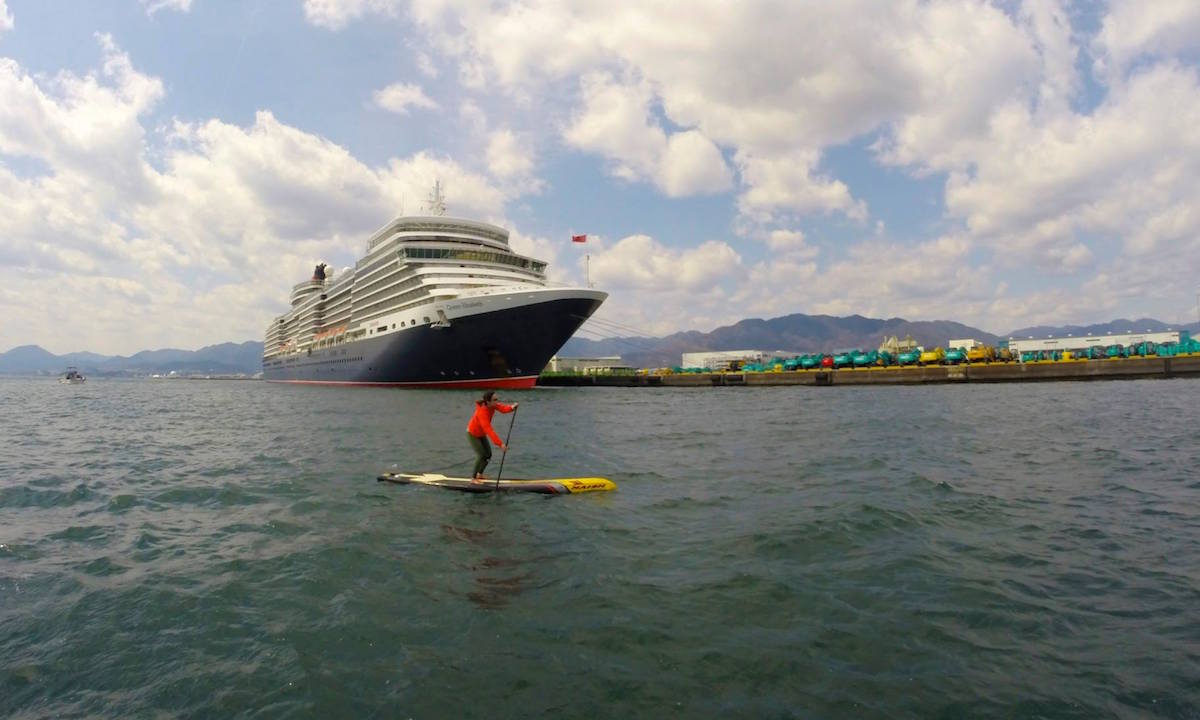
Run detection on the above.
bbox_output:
[2,0,1200,355]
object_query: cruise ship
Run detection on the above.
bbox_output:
[262,185,606,388]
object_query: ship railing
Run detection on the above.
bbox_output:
[459,282,544,298]
[292,279,325,292]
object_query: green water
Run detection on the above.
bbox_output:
[1,378,1197,718]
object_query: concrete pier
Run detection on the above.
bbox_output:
[537,355,1200,387]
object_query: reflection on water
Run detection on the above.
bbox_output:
[442,522,539,609]
[1,377,1198,718]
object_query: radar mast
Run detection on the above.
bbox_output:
[425,180,447,216]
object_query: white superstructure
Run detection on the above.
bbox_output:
[265,183,552,360]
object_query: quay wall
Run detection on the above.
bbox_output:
[537,356,1200,387]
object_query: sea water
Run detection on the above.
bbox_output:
[1,377,1197,718]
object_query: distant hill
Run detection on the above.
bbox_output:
[5,314,1196,376]
[562,313,1200,369]
[1005,318,1200,340]
[0,341,265,376]
[560,313,1001,368]
[0,345,63,373]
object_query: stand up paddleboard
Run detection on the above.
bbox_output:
[377,471,616,495]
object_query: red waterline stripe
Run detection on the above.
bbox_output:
[265,375,538,389]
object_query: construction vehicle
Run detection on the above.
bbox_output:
[833,350,857,369]
[966,345,995,363]
[918,347,945,365]
[943,347,967,365]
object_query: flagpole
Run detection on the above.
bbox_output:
[586,254,590,288]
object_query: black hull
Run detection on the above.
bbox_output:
[262,296,601,388]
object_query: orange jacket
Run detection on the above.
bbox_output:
[467,401,514,446]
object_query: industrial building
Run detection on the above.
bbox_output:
[1007,330,1185,354]
[546,355,632,374]
[681,350,800,370]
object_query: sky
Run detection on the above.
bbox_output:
[2,0,1200,355]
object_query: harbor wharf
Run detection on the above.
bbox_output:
[537,355,1200,387]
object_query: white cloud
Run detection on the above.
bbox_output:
[1093,0,1200,83]
[564,72,731,197]
[739,234,991,323]
[372,82,439,114]
[580,232,991,338]
[589,234,740,292]
[1021,0,1078,116]
[142,0,192,16]
[409,1,1039,220]
[659,130,732,197]
[563,73,662,182]
[485,128,533,180]
[303,0,401,30]
[943,62,1200,272]
[577,235,743,338]
[736,150,866,222]
[764,230,817,258]
[0,37,516,354]
[7,2,1200,354]
[416,52,439,78]
[449,101,544,194]
[0,35,162,183]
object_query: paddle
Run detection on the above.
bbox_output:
[494,404,519,489]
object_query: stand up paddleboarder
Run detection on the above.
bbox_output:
[467,390,518,483]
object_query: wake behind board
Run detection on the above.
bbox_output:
[377,471,616,495]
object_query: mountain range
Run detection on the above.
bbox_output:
[3,316,1196,376]
[0,341,263,377]
[558,315,1200,369]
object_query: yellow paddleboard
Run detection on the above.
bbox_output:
[377,472,616,494]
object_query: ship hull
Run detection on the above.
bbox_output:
[263,294,602,388]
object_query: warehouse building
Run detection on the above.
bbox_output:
[1007,330,1185,355]
[546,355,632,374]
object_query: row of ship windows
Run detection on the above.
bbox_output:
[276,267,514,334]
[356,254,398,281]
[399,247,546,272]
[286,356,364,367]
[354,276,423,307]
[281,278,421,328]
[369,316,432,334]
[369,229,508,251]
[290,265,518,324]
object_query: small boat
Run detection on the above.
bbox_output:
[59,367,86,384]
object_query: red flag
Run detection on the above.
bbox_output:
[571,234,587,243]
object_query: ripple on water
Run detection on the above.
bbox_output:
[47,524,109,543]
[0,482,97,509]
[150,484,266,507]
[1,378,1198,718]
